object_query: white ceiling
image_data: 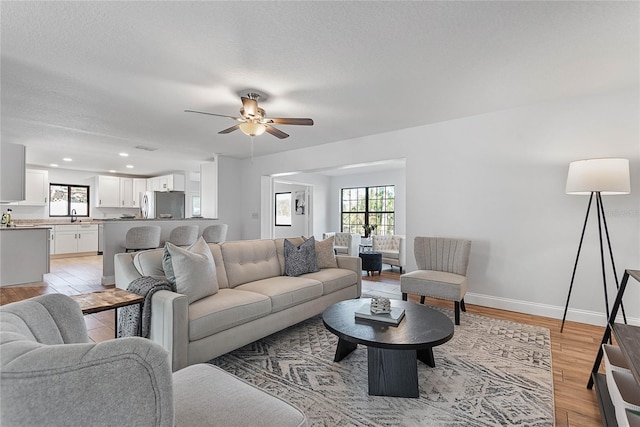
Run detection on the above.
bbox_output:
[2,1,638,177]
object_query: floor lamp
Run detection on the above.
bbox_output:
[561,158,630,332]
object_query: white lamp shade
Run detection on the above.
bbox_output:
[566,158,630,195]
[239,122,266,136]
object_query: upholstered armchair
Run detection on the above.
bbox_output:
[372,234,406,273]
[0,294,307,427]
[401,237,472,325]
[322,232,361,256]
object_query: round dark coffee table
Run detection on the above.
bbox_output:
[322,298,454,398]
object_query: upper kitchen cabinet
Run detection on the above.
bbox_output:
[147,174,185,192]
[0,142,26,203]
[18,169,49,205]
[94,176,148,208]
[132,178,147,207]
[119,177,133,207]
[94,175,121,207]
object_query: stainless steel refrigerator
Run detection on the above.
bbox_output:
[141,191,185,219]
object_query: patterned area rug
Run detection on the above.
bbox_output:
[210,306,554,427]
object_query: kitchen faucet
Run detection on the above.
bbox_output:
[70,209,77,223]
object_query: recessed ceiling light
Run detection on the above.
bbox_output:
[49,163,59,167]
[119,152,129,157]
[109,170,117,173]
[63,158,72,162]
[126,165,134,169]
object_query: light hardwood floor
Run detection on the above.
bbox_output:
[0,255,604,427]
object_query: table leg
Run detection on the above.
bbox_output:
[114,307,119,338]
[334,338,357,362]
[367,347,419,397]
[417,348,435,367]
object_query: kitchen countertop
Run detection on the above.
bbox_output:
[101,217,216,221]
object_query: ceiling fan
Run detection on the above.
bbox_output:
[185,92,313,139]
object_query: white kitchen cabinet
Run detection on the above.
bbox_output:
[52,224,98,255]
[0,142,25,203]
[119,177,133,207]
[95,176,121,207]
[132,178,146,207]
[21,169,49,205]
[148,174,185,192]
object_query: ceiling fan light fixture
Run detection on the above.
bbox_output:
[239,121,266,136]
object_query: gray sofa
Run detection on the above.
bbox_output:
[115,237,362,371]
[0,293,307,427]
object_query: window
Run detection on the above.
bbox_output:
[49,184,90,217]
[341,185,394,236]
[275,192,292,226]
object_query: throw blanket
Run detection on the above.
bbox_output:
[118,276,176,338]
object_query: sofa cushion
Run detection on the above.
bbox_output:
[235,276,323,313]
[301,268,357,295]
[133,248,166,278]
[222,240,282,287]
[313,235,338,269]
[164,237,218,304]
[188,289,272,341]
[378,249,400,260]
[284,237,319,277]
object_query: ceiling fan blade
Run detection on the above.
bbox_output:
[218,124,240,134]
[265,125,289,139]
[241,97,258,117]
[266,118,314,126]
[184,110,242,121]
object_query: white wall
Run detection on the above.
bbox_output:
[238,87,640,325]
[328,168,406,235]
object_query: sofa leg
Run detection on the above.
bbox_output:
[402,292,407,301]
[460,298,467,312]
[454,301,461,325]
[419,295,425,305]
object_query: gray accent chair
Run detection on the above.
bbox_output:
[202,223,228,243]
[401,237,472,325]
[372,234,406,273]
[322,232,361,256]
[125,225,161,252]
[0,294,308,427]
[167,224,199,246]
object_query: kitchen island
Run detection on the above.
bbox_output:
[0,226,51,286]
[101,218,221,285]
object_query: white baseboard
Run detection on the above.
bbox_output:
[464,292,640,327]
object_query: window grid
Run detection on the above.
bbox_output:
[341,185,394,236]
[49,184,90,217]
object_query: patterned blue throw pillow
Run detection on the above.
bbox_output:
[284,237,319,277]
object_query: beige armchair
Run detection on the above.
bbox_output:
[372,234,406,273]
[400,237,472,325]
[322,232,361,256]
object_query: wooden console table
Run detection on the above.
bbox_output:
[70,288,144,337]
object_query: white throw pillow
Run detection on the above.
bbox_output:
[164,237,218,303]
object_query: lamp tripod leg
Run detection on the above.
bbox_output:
[596,193,628,324]
[561,193,594,333]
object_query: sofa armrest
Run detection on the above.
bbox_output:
[0,337,174,426]
[150,290,189,372]
[114,252,141,290]
[336,255,362,297]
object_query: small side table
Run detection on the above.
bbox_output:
[359,251,382,276]
[70,288,144,337]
